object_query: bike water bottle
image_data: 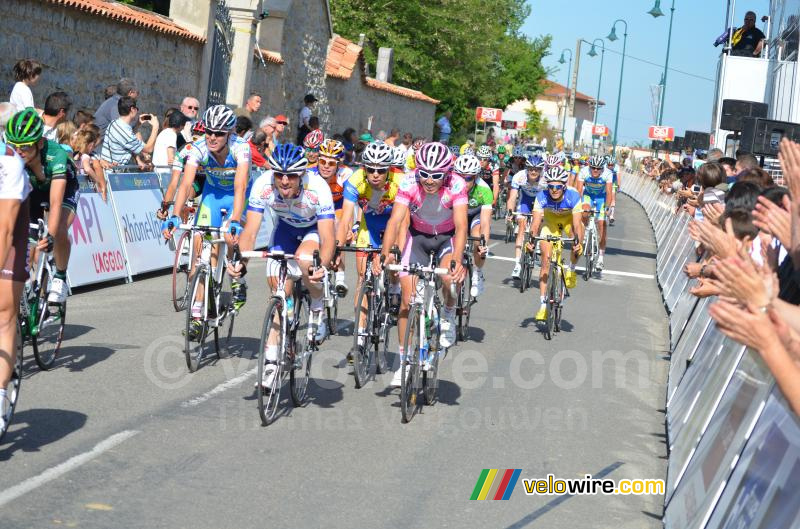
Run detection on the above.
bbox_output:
[414,278,425,302]
[200,238,211,263]
[286,297,295,323]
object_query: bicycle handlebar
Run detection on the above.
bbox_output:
[387,264,449,275]
[239,250,314,262]
[533,236,574,242]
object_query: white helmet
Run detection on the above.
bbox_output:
[392,146,407,167]
[544,154,563,167]
[202,105,236,131]
[476,145,493,159]
[362,141,394,167]
[544,167,569,183]
[453,154,481,176]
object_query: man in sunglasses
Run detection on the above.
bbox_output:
[336,141,403,351]
[507,154,546,279]
[303,130,324,169]
[529,167,584,321]
[309,138,354,295]
[476,145,501,207]
[576,155,613,271]
[163,105,252,337]
[455,154,491,297]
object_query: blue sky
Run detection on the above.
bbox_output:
[521,0,770,145]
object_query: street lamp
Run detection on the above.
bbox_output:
[608,19,628,157]
[586,38,606,154]
[649,0,676,125]
[558,48,573,148]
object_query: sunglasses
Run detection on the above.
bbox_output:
[206,130,228,137]
[186,106,199,111]
[548,184,565,191]
[277,121,288,126]
[274,171,301,179]
[8,141,36,152]
[306,148,320,154]
[318,158,338,168]
[462,176,476,182]
[590,166,603,170]
[418,170,446,181]
[365,166,389,175]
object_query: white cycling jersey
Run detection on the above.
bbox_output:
[247,170,335,228]
[511,169,545,197]
[0,142,30,201]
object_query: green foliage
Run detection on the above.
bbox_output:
[329,0,550,136]
[118,0,170,16]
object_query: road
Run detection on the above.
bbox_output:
[0,193,668,528]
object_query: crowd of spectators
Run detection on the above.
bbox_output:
[639,140,800,415]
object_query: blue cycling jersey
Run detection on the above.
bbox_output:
[180,135,251,193]
[533,187,583,218]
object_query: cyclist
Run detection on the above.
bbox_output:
[507,154,546,279]
[336,141,402,346]
[0,136,30,431]
[476,145,500,206]
[303,129,324,169]
[529,167,584,321]
[157,120,207,221]
[495,145,509,181]
[162,105,251,333]
[6,109,78,307]
[230,143,335,388]
[310,138,354,295]
[455,154,491,296]
[381,142,467,386]
[391,145,408,173]
[606,155,620,225]
[576,155,613,270]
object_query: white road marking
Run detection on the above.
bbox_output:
[0,430,139,508]
[180,367,257,408]
[485,255,653,279]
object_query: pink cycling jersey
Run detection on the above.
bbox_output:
[395,173,468,234]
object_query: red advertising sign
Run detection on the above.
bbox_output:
[501,120,517,130]
[592,125,609,137]
[475,107,503,123]
[648,126,675,141]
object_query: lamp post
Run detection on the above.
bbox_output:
[648,0,676,126]
[607,19,628,157]
[558,48,573,148]
[586,38,606,154]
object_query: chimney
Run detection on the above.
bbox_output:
[376,47,394,83]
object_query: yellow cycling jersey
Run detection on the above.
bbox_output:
[343,168,403,247]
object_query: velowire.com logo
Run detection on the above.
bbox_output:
[470,469,522,500]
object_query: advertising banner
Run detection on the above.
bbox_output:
[648,125,675,141]
[475,107,503,123]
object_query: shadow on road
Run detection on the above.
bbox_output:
[0,408,88,461]
[605,246,656,260]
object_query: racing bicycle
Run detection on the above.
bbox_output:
[582,208,600,281]
[534,234,573,341]
[455,235,485,342]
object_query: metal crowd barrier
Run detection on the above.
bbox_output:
[620,170,799,528]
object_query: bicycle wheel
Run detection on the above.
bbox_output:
[0,323,24,443]
[257,298,284,426]
[555,267,565,332]
[583,230,594,281]
[423,304,441,405]
[32,267,64,371]
[171,230,191,312]
[326,290,338,337]
[290,293,312,406]
[184,270,211,372]
[401,309,421,423]
[352,279,372,388]
[505,221,514,243]
[544,263,557,340]
[519,252,529,294]
[457,263,471,342]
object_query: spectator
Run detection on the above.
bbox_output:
[74,109,94,130]
[296,94,317,144]
[308,116,320,132]
[54,121,77,152]
[385,128,400,147]
[436,110,452,144]
[235,115,253,139]
[70,126,104,194]
[153,111,188,168]
[248,129,269,168]
[179,96,200,144]
[95,78,138,134]
[730,11,766,57]
[400,131,412,151]
[9,59,42,110]
[719,156,737,179]
[274,114,288,145]
[0,102,17,130]
[103,84,117,100]
[259,116,277,155]
[707,147,724,162]
[41,91,72,141]
[737,167,774,187]
[236,93,261,118]
[101,96,158,167]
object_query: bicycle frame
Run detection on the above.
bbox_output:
[182,223,229,327]
[22,219,55,337]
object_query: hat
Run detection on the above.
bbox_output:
[304,94,318,104]
[358,132,374,142]
[275,114,288,124]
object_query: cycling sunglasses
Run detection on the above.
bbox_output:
[547,184,565,191]
[417,169,446,181]
[274,171,302,179]
[206,130,228,137]
[365,166,389,175]
[317,158,338,167]
[8,141,37,152]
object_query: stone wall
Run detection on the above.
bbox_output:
[0,0,204,117]
[326,76,435,139]
[249,58,285,122]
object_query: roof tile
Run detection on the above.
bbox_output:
[254,47,285,65]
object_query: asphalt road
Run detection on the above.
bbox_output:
[0,192,669,529]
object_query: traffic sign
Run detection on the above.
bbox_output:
[592,125,609,137]
[648,126,675,141]
[476,107,503,123]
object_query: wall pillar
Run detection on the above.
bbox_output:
[225,0,260,110]
[169,0,214,107]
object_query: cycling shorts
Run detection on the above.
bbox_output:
[355,218,387,249]
[469,213,481,231]
[582,195,607,222]
[267,220,320,279]
[196,188,234,228]
[517,193,535,215]
[29,180,80,223]
[540,217,573,239]
[1,198,30,282]
[400,226,454,277]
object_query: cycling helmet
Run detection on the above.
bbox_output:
[362,141,394,167]
[6,109,44,144]
[512,146,525,158]
[606,156,617,165]
[319,139,345,160]
[412,138,425,150]
[303,129,324,149]
[497,145,506,154]
[476,145,493,159]
[544,166,570,183]
[544,154,563,167]
[462,147,476,156]
[525,154,544,168]
[392,146,407,167]
[415,142,454,172]
[588,155,605,168]
[203,105,236,132]
[453,154,481,176]
[268,143,307,174]
[448,145,461,156]
[191,120,206,135]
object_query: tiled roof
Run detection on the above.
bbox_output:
[326,35,439,104]
[46,0,205,42]
[254,47,285,65]
[542,80,604,105]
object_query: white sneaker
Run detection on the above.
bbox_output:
[470,269,485,297]
[390,364,404,387]
[440,309,456,348]
[511,262,521,279]
[258,362,277,390]
[48,277,67,304]
[597,256,604,271]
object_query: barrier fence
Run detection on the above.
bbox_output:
[66,167,274,289]
[620,171,800,528]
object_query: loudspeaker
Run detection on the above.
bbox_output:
[740,117,800,156]
[651,140,666,151]
[672,136,684,152]
[720,99,768,131]
[684,131,710,150]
